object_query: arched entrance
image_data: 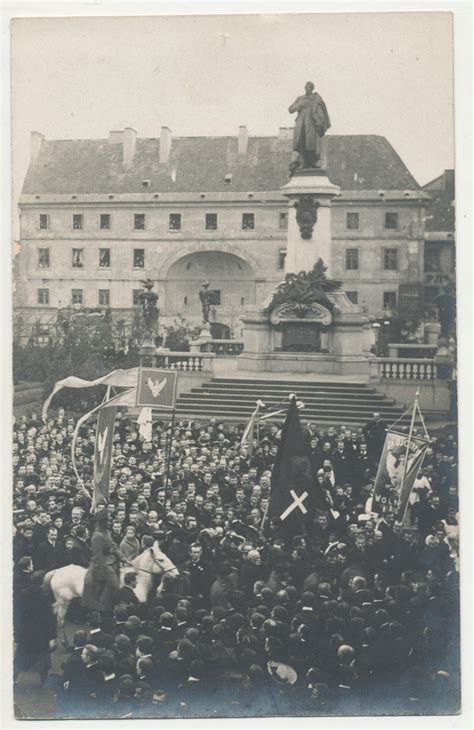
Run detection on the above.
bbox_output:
[165,251,256,333]
[210,322,230,339]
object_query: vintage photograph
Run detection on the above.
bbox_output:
[10,10,460,720]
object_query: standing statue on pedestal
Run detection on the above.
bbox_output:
[288,81,331,174]
[199,280,212,324]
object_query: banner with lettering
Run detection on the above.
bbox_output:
[92,406,117,510]
[372,429,429,522]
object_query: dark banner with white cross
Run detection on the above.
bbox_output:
[264,397,329,535]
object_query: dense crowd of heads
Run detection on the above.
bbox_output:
[13,407,460,717]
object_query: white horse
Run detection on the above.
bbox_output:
[44,541,178,643]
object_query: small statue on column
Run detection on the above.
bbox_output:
[199,280,212,324]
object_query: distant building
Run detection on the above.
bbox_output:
[16,126,432,337]
[422,169,455,313]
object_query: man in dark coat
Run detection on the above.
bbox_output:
[363,413,386,462]
[115,572,140,609]
[35,526,65,572]
[183,543,214,605]
[14,571,57,684]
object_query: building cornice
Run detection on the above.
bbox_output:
[19,190,430,207]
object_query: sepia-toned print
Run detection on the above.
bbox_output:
[10,12,459,720]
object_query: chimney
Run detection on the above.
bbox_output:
[238,126,248,154]
[159,127,172,164]
[444,169,455,199]
[278,127,293,140]
[123,127,137,166]
[31,131,45,161]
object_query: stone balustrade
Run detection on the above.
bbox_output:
[150,349,216,373]
[372,357,453,381]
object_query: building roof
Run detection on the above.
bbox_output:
[422,170,455,233]
[21,134,422,197]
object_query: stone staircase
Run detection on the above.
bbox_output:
[175,376,446,426]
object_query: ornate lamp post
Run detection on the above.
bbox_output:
[138,279,159,366]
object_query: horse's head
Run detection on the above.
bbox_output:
[145,542,179,578]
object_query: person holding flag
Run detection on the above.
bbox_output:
[262,396,330,538]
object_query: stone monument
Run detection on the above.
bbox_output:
[237,84,373,376]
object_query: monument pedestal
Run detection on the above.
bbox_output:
[237,291,373,377]
[281,169,339,276]
[237,168,372,378]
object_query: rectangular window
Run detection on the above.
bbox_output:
[278,250,287,270]
[37,288,49,305]
[346,291,359,304]
[133,289,142,306]
[133,249,145,268]
[99,248,110,268]
[72,248,84,268]
[99,289,110,306]
[346,212,360,230]
[242,213,255,230]
[184,296,188,305]
[383,248,398,271]
[205,213,217,230]
[72,214,83,230]
[240,297,245,306]
[134,213,146,230]
[100,214,111,230]
[72,289,83,305]
[38,248,50,268]
[169,213,182,231]
[39,214,49,230]
[209,290,221,305]
[384,212,399,230]
[383,291,397,309]
[279,212,288,230]
[345,248,359,271]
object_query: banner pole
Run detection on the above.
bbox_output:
[164,408,176,496]
[398,389,419,522]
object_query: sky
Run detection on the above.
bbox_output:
[11,11,454,234]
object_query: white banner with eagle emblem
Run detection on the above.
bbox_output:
[136,368,178,410]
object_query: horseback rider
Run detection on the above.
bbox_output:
[82,510,129,624]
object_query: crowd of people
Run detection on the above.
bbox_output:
[12,405,460,718]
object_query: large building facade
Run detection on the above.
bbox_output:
[15,126,432,338]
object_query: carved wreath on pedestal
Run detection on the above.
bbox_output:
[294,196,319,239]
[265,259,341,316]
